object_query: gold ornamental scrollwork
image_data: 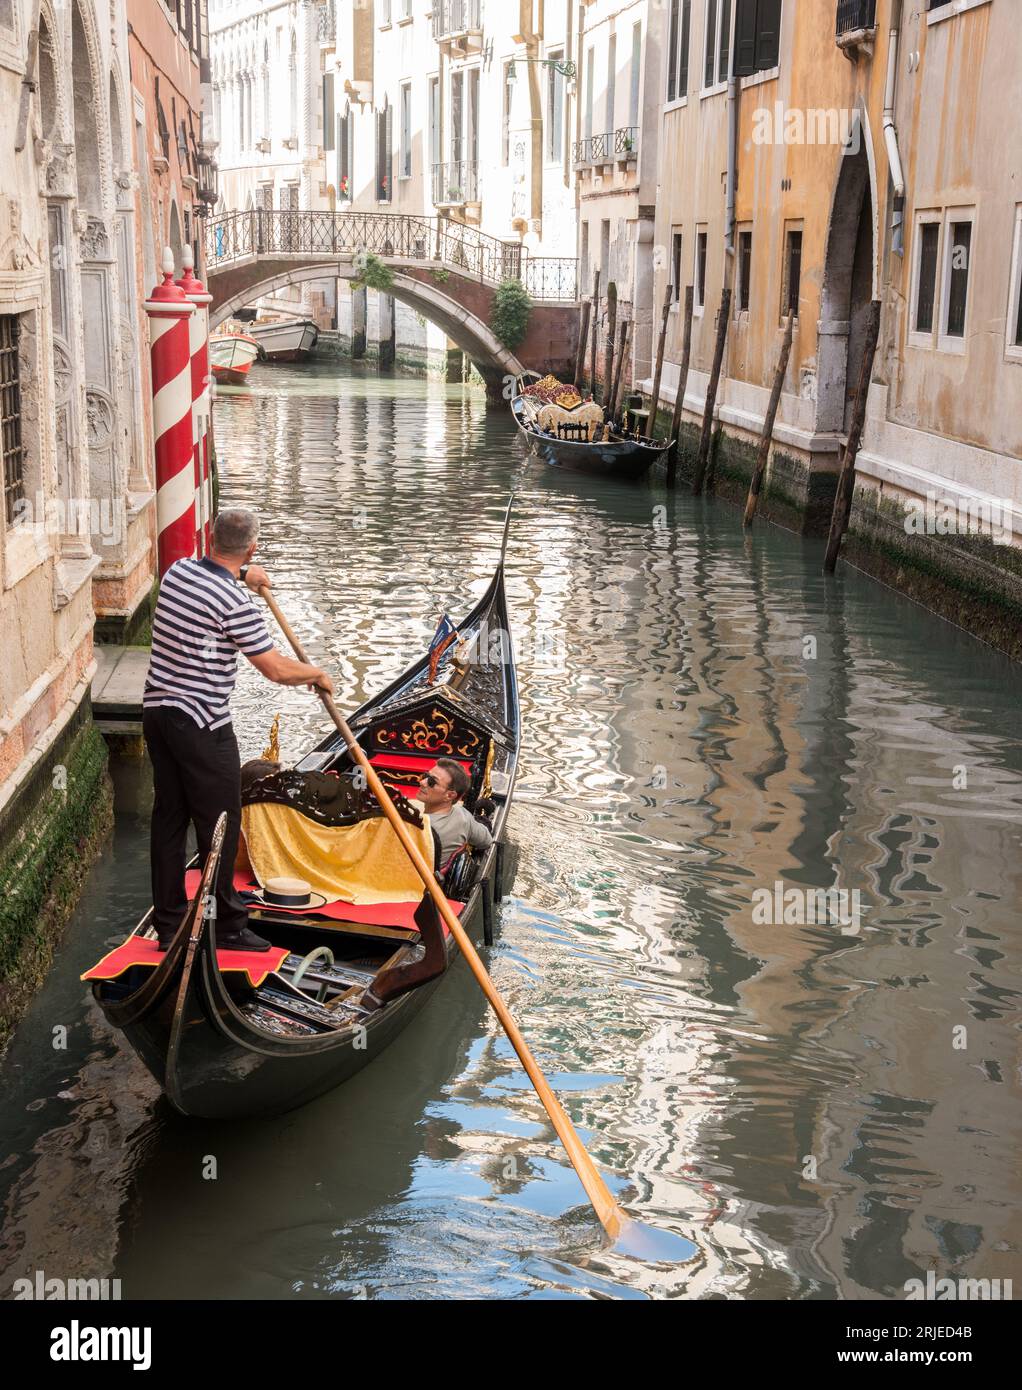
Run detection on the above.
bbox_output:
[373,708,482,759]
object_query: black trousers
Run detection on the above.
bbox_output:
[143,707,249,936]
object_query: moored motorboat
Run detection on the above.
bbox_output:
[249,316,320,363]
[85,531,520,1120]
[512,372,671,480]
[210,328,260,386]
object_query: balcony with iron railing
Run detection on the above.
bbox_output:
[836,0,878,45]
[432,160,480,207]
[572,129,639,171]
[432,0,483,55]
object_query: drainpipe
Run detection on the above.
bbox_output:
[523,0,544,233]
[725,66,738,258]
[883,0,906,257]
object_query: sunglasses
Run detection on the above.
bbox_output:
[419,773,448,789]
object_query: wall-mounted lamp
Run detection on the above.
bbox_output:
[507,56,577,86]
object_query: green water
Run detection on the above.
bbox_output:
[1,361,1019,1300]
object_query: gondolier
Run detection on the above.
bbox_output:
[142,509,334,952]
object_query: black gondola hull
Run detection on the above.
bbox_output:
[91,549,519,1121]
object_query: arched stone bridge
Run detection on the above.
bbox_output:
[203,211,580,393]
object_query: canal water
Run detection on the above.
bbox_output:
[1,361,1020,1300]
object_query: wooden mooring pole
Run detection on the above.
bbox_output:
[743,313,794,528]
[646,288,673,440]
[666,286,695,487]
[609,318,629,424]
[589,270,601,401]
[824,299,882,574]
[574,298,592,391]
[602,282,617,406]
[610,319,632,425]
[692,286,732,496]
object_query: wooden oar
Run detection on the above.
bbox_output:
[258,586,626,1242]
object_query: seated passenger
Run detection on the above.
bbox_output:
[416,758,493,867]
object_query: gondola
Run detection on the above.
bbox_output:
[511,374,671,481]
[85,539,520,1121]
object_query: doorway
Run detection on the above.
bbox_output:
[817,126,875,438]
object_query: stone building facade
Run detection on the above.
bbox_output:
[641,0,1021,655]
[208,0,337,327]
[574,0,665,385]
[639,0,1022,656]
[0,0,147,1039]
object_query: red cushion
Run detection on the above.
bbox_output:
[83,936,288,989]
[369,753,472,772]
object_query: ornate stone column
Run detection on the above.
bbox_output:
[76,211,121,557]
[44,142,88,557]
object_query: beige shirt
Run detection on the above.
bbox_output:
[428,802,493,864]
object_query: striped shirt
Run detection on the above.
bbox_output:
[144,558,274,730]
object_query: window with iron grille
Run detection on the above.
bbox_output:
[836,0,876,38]
[1,315,25,529]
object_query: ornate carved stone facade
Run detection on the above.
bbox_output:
[0,0,156,869]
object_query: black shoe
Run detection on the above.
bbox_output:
[215,926,273,953]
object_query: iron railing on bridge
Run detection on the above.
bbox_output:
[523,257,578,302]
[203,209,582,297]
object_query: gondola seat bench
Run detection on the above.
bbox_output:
[183,869,465,936]
[368,751,473,800]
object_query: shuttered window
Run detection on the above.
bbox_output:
[323,74,335,152]
[338,105,353,200]
[735,0,782,78]
[376,102,392,201]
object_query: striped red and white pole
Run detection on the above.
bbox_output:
[176,245,214,557]
[145,248,196,577]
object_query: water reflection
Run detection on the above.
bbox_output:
[1,360,1020,1300]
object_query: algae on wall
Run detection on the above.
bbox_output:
[0,706,113,1050]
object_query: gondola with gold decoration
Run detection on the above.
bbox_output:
[85,523,519,1120]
